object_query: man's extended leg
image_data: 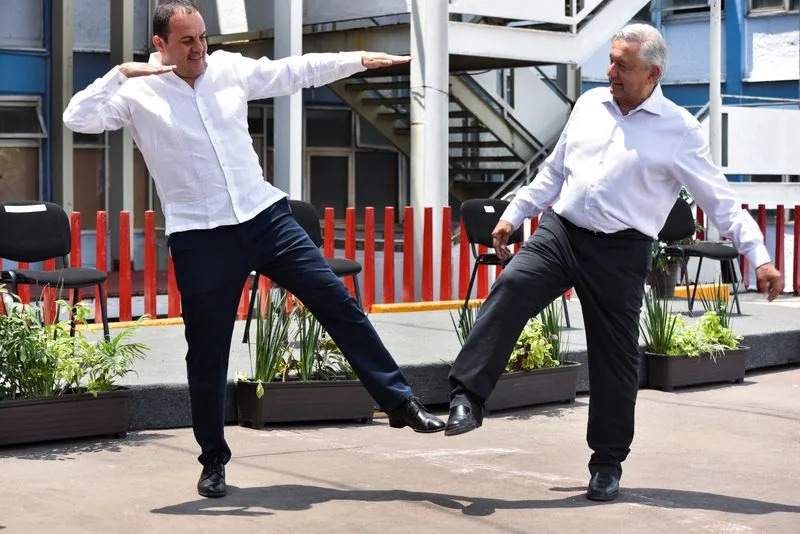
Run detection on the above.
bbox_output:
[246,199,443,432]
[446,212,574,435]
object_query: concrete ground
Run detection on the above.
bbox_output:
[2,365,799,533]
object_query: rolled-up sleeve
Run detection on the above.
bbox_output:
[63,67,131,133]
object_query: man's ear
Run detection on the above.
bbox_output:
[152,35,165,52]
[649,64,661,84]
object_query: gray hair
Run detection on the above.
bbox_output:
[612,23,668,82]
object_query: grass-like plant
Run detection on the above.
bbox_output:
[640,290,682,355]
[449,303,480,347]
[252,292,292,396]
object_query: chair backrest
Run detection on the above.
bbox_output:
[0,201,71,262]
[288,199,324,247]
[460,198,524,249]
[658,197,696,243]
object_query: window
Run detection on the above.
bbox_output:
[661,0,722,16]
[0,0,44,49]
[0,98,45,201]
[306,109,352,147]
[749,0,798,11]
[73,133,106,230]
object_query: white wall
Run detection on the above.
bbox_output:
[72,0,151,53]
[746,13,800,82]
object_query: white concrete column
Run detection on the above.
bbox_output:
[109,0,135,267]
[274,0,303,199]
[709,0,723,166]
[410,0,449,300]
[52,0,74,210]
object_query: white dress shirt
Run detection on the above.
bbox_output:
[502,85,771,268]
[63,50,367,235]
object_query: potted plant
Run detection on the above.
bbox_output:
[236,292,375,427]
[0,288,148,446]
[640,284,748,391]
[450,301,580,412]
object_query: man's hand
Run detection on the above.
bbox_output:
[492,220,515,262]
[361,52,411,69]
[118,62,175,78]
[756,262,783,301]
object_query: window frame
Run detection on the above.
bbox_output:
[0,96,48,140]
[748,0,798,14]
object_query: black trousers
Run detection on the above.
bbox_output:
[449,210,652,477]
[168,199,413,466]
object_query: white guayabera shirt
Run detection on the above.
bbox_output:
[502,85,771,268]
[63,50,366,235]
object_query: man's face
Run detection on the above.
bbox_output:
[152,10,207,80]
[607,39,659,111]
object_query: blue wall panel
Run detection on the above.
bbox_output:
[0,52,47,95]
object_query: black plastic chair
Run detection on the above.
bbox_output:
[242,199,363,343]
[656,197,742,315]
[460,198,571,327]
[0,201,110,340]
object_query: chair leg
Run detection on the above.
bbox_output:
[463,263,480,311]
[727,259,742,315]
[97,283,111,342]
[351,274,363,310]
[241,273,260,344]
[560,293,571,328]
[69,287,80,338]
[689,257,705,315]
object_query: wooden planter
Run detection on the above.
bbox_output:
[486,362,580,412]
[645,347,749,391]
[0,389,130,447]
[236,379,376,427]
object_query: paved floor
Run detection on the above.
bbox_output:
[2,365,799,533]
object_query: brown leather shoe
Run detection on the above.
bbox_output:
[387,396,445,433]
[197,460,226,498]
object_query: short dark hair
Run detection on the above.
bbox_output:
[152,0,199,41]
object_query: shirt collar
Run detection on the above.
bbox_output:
[602,84,665,117]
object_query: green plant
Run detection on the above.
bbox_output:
[252,292,292,395]
[449,304,480,347]
[640,290,742,359]
[699,278,735,329]
[539,300,567,363]
[291,304,324,381]
[0,289,148,400]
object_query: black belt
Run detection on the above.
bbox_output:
[556,213,652,242]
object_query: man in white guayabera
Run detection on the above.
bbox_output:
[64,0,444,499]
[443,23,784,502]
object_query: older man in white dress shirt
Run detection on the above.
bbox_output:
[63,0,444,499]
[444,23,784,502]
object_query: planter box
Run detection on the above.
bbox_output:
[236,379,375,427]
[646,347,749,391]
[486,362,580,412]
[0,390,130,447]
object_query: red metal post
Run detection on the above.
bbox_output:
[794,206,800,295]
[324,207,335,258]
[70,212,81,303]
[95,211,108,324]
[364,207,375,312]
[42,258,57,324]
[144,211,157,318]
[757,204,767,292]
[16,262,30,304]
[345,207,356,296]
[237,279,250,320]
[119,211,133,321]
[458,219,469,300]
[167,254,181,318]
[477,245,489,298]
[383,207,395,304]
[696,207,705,240]
[775,205,785,276]
[440,206,452,301]
[421,207,433,301]
[402,206,414,302]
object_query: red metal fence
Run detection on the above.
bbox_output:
[2,204,797,321]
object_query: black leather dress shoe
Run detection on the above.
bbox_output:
[197,460,227,498]
[387,396,445,433]
[444,402,483,436]
[586,472,620,501]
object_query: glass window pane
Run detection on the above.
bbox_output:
[751,0,784,9]
[355,151,398,223]
[306,110,352,147]
[0,147,39,200]
[73,148,105,230]
[0,0,44,48]
[309,156,349,218]
[0,106,44,136]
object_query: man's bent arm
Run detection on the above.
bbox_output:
[63,67,131,134]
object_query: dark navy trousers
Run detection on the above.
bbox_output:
[449,210,652,477]
[168,198,412,466]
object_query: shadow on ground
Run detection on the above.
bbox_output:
[151,484,800,517]
[0,432,173,461]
